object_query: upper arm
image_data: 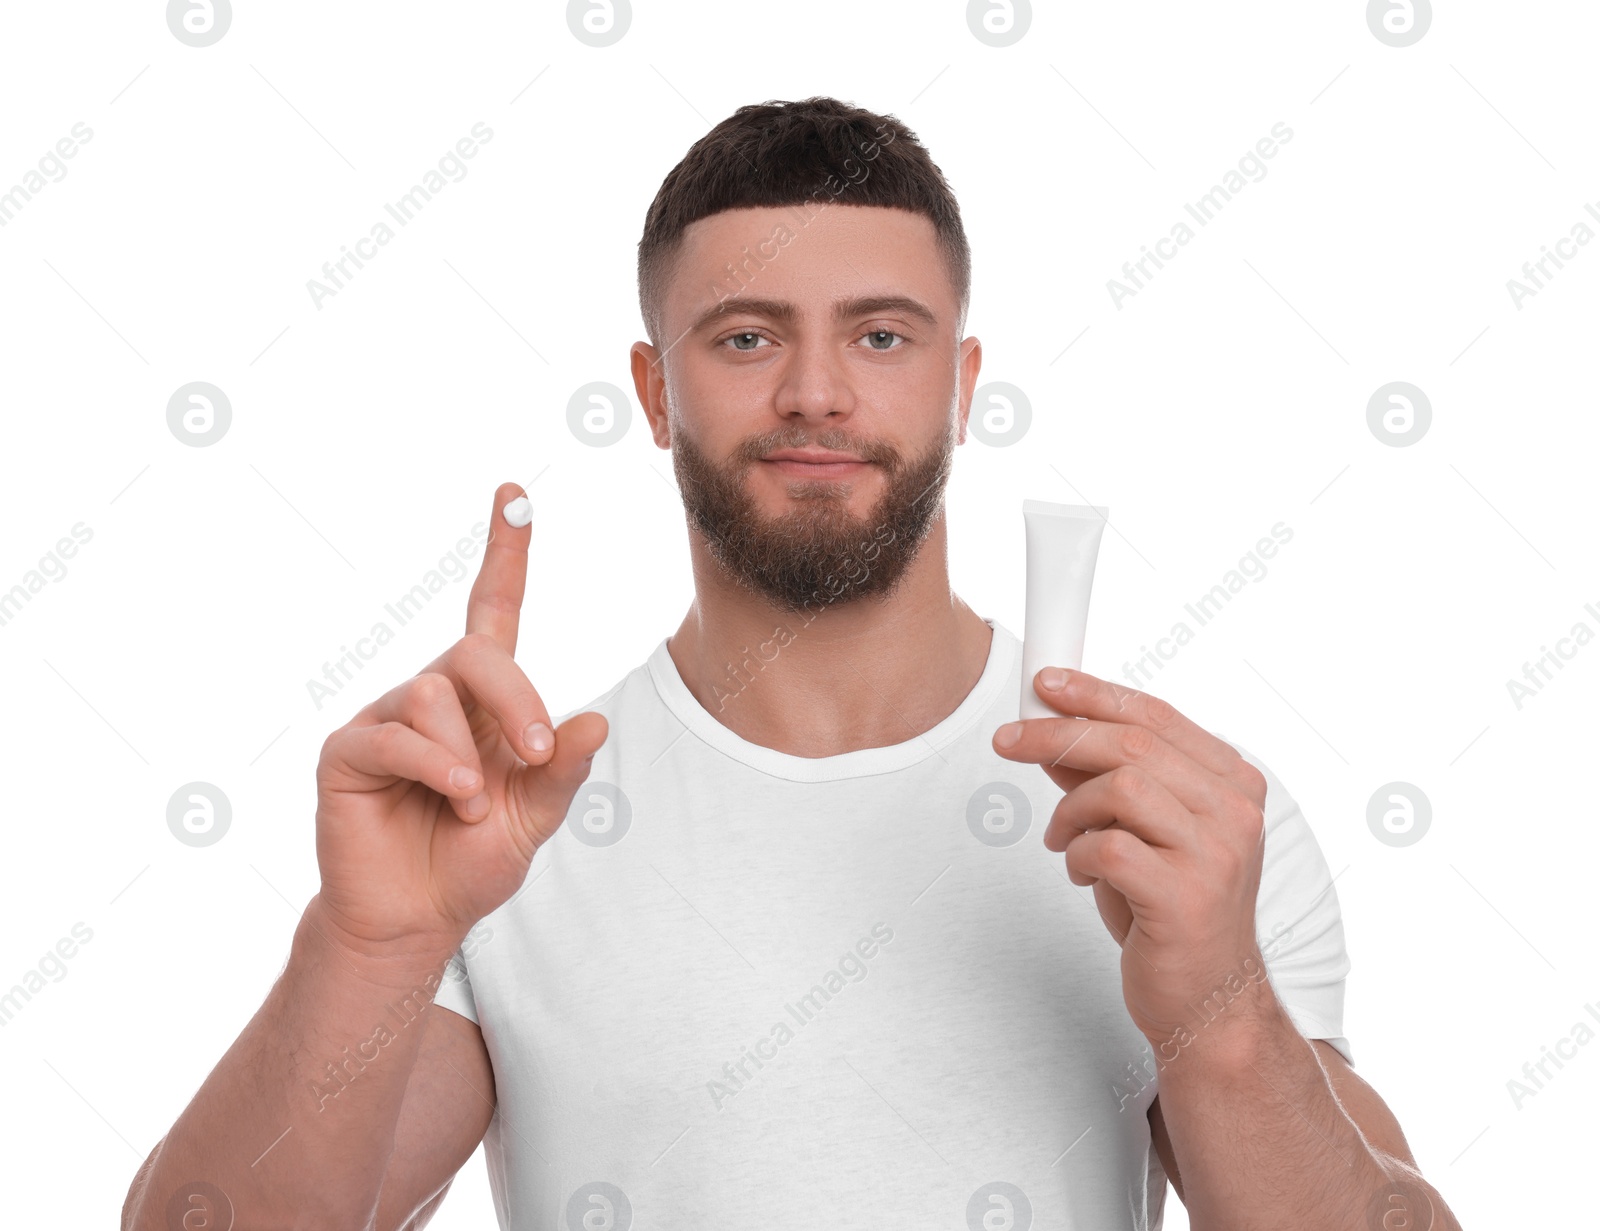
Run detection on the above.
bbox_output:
[1147,1039,1420,1208]
[373,1003,497,1231]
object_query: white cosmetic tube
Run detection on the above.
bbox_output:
[1020,500,1109,720]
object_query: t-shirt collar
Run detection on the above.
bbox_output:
[644,617,1015,782]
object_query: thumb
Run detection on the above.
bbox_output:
[507,711,610,849]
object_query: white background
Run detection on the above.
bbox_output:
[1,1,1594,1227]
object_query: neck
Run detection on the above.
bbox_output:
[666,515,995,758]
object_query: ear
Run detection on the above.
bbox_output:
[630,341,672,450]
[955,334,982,445]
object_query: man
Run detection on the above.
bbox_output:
[125,97,1460,1230]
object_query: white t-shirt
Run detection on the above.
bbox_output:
[433,618,1351,1230]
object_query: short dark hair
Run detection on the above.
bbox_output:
[637,96,972,350]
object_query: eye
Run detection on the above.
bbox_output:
[859,328,906,351]
[719,330,771,351]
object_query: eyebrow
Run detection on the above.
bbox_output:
[687,293,940,337]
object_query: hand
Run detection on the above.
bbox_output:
[992,668,1270,1045]
[312,481,609,957]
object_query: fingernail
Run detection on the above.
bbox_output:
[995,722,1024,748]
[524,722,553,752]
[448,765,479,791]
[1040,667,1067,691]
[465,792,491,819]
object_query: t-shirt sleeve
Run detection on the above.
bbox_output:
[431,946,480,1024]
[1221,735,1354,1066]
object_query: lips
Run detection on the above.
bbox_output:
[760,453,872,478]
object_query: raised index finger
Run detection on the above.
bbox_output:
[465,481,532,654]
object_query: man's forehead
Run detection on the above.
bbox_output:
[664,204,949,324]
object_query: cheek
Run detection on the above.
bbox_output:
[676,358,770,421]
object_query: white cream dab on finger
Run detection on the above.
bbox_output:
[502,496,533,528]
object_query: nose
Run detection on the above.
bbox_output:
[772,337,857,424]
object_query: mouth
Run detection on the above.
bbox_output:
[759,450,873,478]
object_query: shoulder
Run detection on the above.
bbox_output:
[550,660,649,728]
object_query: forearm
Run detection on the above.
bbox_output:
[1154,986,1457,1231]
[123,896,463,1231]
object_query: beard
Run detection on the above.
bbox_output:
[671,415,957,616]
